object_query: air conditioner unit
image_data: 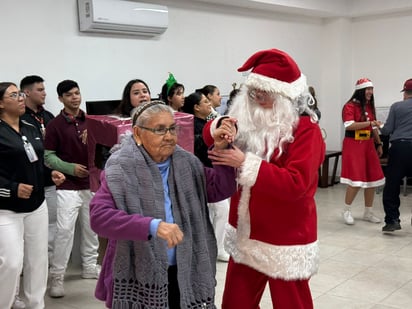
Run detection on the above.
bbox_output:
[77,0,168,36]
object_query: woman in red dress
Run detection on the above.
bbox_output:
[340,78,385,225]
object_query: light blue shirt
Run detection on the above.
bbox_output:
[149,158,176,265]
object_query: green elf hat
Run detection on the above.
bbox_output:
[166,72,177,96]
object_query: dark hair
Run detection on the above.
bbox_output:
[181,92,203,115]
[346,88,376,121]
[160,82,184,104]
[0,82,17,100]
[225,88,240,114]
[116,79,151,116]
[197,85,217,98]
[20,75,44,90]
[57,80,79,97]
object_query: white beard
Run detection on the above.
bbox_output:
[228,89,299,161]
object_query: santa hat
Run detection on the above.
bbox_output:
[355,78,373,90]
[237,48,307,100]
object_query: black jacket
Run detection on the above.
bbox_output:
[0,119,46,212]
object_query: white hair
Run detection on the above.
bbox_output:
[228,86,317,161]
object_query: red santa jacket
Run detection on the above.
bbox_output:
[204,115,325,280]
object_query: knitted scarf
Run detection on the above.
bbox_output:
[105,135,217,309]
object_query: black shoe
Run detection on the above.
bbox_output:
[382,222,401,232]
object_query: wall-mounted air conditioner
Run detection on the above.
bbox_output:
[77,0,168,36]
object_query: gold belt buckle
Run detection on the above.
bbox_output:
[355,129,370,140]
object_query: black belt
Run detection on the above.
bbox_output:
[345,130,372,139]
[345,131,355,138]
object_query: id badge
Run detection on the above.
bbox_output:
[354,129,371,140]
[22,136,39,163]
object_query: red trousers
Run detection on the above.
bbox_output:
[222,259,314,309]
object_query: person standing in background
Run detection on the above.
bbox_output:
[340,78,385,225]
[20,75,57,263]
[115,79,151,117]
[0,82,65,309]
[160,73,185,112]
[182,92,229,261]
[44,80,100,298]
[198,84,222,121]
[380,78,412,232]
[197,84,231,262]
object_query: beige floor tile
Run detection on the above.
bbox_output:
[30,183,412,308]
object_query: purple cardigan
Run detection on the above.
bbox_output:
[89,164,236,308]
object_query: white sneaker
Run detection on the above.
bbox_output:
[343,210,354,225]
[12,296,26,309]
[363,212,381,223]
[49,274,65,298]
[81,264,101,279]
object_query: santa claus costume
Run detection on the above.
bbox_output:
[204,49,325,308]
[339,78,385,225]
[341,78,385,187]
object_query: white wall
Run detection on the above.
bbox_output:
[1,0,411,151]
[1,0,324,113]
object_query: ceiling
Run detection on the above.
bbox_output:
[188,0,412,18]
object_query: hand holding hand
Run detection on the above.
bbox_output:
[17,183,33,199]
[371,120,383,128]
[157,221,184,248]
[213,117,237,149]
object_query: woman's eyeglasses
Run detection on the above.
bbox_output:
[138,125,179,136]
[6,91,26,101]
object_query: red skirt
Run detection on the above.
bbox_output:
[340,137,385,188]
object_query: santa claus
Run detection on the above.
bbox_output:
[204,48,326,308]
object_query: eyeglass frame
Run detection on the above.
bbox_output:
[138,124,179,136]
[5,91,26,101]
[247,89,275,102]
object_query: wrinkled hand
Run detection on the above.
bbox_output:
[157,222,184,248]
[208,144,245,168]
[213,117,237,149]
[18,183,33,199]
[51,170,66,186]
[74,164,89,178]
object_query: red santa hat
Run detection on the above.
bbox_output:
[237,48,307,100]
[355,78,373,90]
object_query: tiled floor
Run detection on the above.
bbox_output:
[40,183,412,308]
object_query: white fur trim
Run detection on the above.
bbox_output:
[355,81,373,90]
[340,177,385,188]
[225,223,319,280]
[224,175,319,279]
[238,152,262,187]
[245,73,307,100]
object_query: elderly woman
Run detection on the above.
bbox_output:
[0,82,65,309]
[90,101,237,308]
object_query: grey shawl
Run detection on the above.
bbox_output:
[105,134,217,309]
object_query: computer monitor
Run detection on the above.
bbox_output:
[86,100,121,115]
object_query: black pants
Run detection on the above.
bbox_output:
[383,141,412,223]
[168,265,180,309]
